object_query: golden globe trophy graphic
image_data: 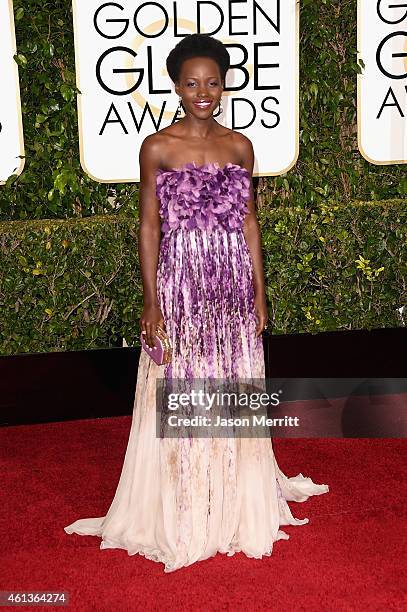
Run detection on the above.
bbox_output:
[72,0,299,182]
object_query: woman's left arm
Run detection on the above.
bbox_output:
[237,134,269,337]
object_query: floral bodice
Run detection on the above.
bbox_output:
[155,162,251,234]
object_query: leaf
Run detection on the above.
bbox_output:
[14,53,27,68]
[60,84,74,102]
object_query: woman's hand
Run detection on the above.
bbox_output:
[140,303,166,349]
[254,293,269,337]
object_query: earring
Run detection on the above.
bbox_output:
[176,97,183,117]
[218,98,223,114]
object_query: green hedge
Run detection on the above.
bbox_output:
[0,215,140,355]
[1,0,406,220]
[258,200,406,333]
[1,200,405,355]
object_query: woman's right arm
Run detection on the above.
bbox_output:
[138,135,165,349]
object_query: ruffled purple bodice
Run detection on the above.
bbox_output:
[155,162,251,234]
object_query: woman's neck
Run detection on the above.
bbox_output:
[178,115,219,139]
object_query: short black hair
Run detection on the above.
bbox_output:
[166,34,230,85]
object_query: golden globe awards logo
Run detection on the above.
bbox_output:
[0,0,25,185]
[72,0,299,182]
[358,0,407,164]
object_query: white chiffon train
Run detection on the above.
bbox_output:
[64,351,329,573]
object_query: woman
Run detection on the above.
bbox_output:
[64,33,329,573]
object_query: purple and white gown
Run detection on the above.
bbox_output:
[64,161,329,572]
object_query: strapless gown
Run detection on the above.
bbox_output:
[64,161,329,572]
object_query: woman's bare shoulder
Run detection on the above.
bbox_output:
[230,128,252,147]
[217,125,253,149]
[140,125,182,166]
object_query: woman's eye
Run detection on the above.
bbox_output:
[186,82,218,87]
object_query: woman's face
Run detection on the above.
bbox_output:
[175,56,223,118]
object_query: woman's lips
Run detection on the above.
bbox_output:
[193,101,212,109]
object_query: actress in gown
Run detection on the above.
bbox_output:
[64,33,329,573]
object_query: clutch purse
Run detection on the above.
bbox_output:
[140,326,172,365]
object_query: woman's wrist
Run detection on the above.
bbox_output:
[143,297,160,308]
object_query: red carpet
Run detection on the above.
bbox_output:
[1,418,406,611]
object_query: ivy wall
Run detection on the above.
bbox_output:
[0,1,406,355]
[1,0,406,221]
